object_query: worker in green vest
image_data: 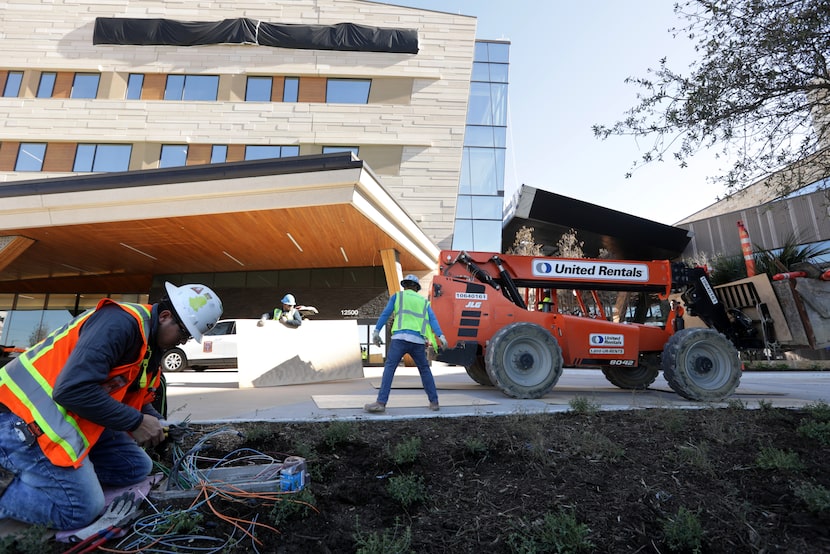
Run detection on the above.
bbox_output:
[365,274,447,414]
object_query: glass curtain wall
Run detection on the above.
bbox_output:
[452,40,510,253]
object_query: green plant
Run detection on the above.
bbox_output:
[506,510,594,553]
[353,516,413,554]
[387,473,426,508]
[706,254,747,285]
[573,431,625,461]
[674,441,713,474]
[241,422,276,443]
[753,236,830,279]
[757,399,773,411]
[662,506,703,554]
[725,398,747,410]
[792,481,830,514]
[804,400,830,421]
[569,395,600,415]
[0,524,50,554]
[463,436,488,456]
[269,488,317,526]
[755,447,803,471]
[323,419,356,448]
[388,436,421,465]
[167,509,204,534]
[797,420,830,446]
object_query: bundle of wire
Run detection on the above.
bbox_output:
[104,426,316,553]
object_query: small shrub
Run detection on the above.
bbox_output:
[662,506,703,554]
[797,419,830,446]
[573,431,625,461]
[506,510,594,553]
[792,481,830,514]
[387,473,426,508]
[0,524,50,554]
[726,398,747,410]
[353,517,413,554]
[323,420,356,448]
[755,447,803,471]
[388,436,421,465]
[674,441,713,474]
[757,399,773,411]
[464,436,488,456]
[804,400,830,422]
[167,510,204,534]
[241,423,276,443]
[269,488,317,526]
[569,396,600,415]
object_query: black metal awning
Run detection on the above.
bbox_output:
[503,186,692,261]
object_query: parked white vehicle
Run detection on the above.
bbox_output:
[161,319,238,372]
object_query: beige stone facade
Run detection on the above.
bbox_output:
[0,0,478,249]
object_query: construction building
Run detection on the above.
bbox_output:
[0,0,509,349]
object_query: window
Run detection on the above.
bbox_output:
[326,79,370,104]
[210,145,227,164]
[283,77,299,102]
[71,73,99,99]
[3,71,23,97]
[164,75,219,101]
[126,74,144,100]
[244,145,300,160]
[73,144,132,172]
[159,145,188,168]
[245,76,272,101]
[14,143,46,171]
[322,146,359,156]
[37,72,56,98]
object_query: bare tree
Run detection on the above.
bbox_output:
[508,226,544,256]
[593,0,830,198]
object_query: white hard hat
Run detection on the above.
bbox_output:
[281,293,296,306]
[164,282,223,343]
[401,274,421,291]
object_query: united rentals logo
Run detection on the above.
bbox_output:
[532,259,649,281]
[589,334,624,346]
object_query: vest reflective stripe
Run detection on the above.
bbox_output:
[0,300,153,468]
[392,291,429,337]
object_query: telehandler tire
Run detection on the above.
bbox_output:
[485,322,563,399]
[465,355,494,386]
[601,353,659,390]
[661,328,741,401]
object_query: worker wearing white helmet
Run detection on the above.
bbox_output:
[0,282,222,530]
[365,274,448,414]
[272,293,302,327]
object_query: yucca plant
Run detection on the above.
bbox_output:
[753,235,830,278]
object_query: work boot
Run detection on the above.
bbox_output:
[364,402,386,413]
[429,402,440,412]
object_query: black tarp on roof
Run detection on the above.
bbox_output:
[93,17,419,53]
[503,185,692,261]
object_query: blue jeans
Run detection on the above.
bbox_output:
[0,412,153,530]
[376,338,438,404]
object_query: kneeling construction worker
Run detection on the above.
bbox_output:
[0,283,222,530]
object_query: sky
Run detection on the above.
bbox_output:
[375,0,728,225]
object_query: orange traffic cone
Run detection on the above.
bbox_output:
[737,221,756,277]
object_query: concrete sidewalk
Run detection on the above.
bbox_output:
[164,364,830,424]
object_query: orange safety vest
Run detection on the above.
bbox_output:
[0,299,158,468]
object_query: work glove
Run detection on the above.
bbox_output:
[372,329,382,347]
[439,335,448,349]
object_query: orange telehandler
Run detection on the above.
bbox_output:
[430,250,750,402]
